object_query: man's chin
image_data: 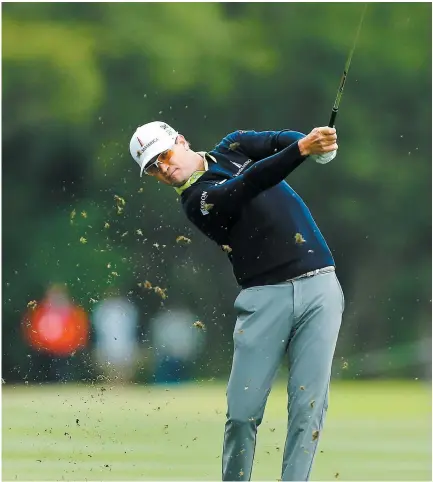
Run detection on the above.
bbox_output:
[157,177,184,187]
[156,171,187,187]
[170,177,187,188]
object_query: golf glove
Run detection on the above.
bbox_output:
[310,150,337,164]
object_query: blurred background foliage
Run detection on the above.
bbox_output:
[2,2,431,381]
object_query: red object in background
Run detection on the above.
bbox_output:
[22,288,89,357]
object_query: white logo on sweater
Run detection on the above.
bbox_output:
[200,191,214,215]
[233,159,253,177]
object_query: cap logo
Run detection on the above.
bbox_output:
[142,138,158,151]
[160,123,175,137]
[136,137,159,158]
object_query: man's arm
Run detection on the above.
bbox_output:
[218,129,306,161]
[219,129,337,165]
[271,129,338,165]
[188,127,337,217]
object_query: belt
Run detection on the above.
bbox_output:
[289,266,335,282]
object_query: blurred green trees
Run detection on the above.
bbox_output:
[2,3,431,381]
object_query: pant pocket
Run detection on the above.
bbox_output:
[335,276,345,312]
[233,287,260,314]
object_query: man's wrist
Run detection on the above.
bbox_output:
[298,138,309,157]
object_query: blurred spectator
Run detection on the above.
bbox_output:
[92,292,140,384]
[150,306,205,384]
[22,284,89,382]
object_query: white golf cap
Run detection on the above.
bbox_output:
[129,121,178,176]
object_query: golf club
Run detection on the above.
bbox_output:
[328,3,368,128]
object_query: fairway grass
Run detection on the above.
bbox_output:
[2,380,431,481]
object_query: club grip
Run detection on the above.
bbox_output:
[328,109,338,128]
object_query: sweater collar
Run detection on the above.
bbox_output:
[174,152,216,195]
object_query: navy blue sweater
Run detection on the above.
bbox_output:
[180,130,335,288]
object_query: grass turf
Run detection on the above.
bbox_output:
[2,380,431,481]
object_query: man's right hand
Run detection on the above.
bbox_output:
[298,127,338,156]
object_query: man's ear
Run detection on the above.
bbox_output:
[176,134,190,151]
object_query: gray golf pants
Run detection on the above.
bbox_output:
[222,269,344,481]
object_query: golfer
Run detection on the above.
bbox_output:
[129,121,344,481]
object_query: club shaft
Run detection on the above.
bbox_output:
[328,4,368,127]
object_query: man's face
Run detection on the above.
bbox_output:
[145,136,197,187]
